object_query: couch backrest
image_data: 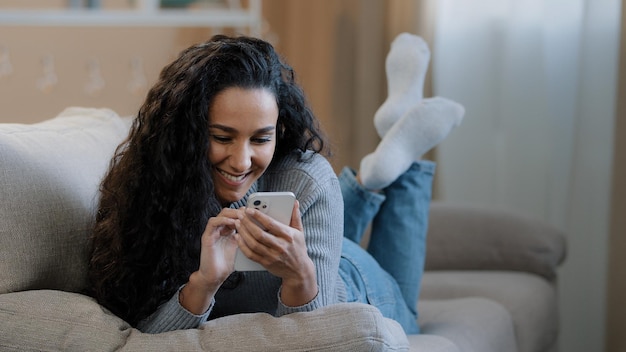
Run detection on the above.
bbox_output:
[0,107,131,294]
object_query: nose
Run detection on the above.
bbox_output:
[228,141,253,173]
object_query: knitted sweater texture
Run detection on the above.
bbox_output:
[138,151,346,333]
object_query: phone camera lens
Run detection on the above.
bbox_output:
[253,200,261,206]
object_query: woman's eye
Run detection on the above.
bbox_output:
[211,135,231,143]
[252,136,272,144]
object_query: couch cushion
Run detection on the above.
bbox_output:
[0,290,131,351]
[425,202,567,281]
[417,297,517,352]
[0,290,409,352]
[420,271,558,352]
[0,108,131,294]
[407,334,461,352]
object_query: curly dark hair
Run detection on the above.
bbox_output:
[87,35,328,326]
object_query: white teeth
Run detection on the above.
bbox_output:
[219,170,246,182]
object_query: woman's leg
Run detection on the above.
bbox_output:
[339,166,384,244]
[367,160,435,317]
[339,237,421,334]
[338,161,434,335]
[337,32,463,334]
[339,167,420,334]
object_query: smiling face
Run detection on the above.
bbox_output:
[208,87,279,206]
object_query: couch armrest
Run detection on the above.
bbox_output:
[0,290,410,351]
[425,201,567,281]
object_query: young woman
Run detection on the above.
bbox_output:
[87,34,464,335]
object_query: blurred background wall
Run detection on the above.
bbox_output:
[0,0,220,124]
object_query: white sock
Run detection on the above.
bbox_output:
[360,97,465,190]
[374,33,431,138]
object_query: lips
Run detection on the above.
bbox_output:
[217,168,249,184]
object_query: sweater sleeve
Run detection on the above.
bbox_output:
[260,152,345,316]
[136,285,214,334]
[138,152,345,328]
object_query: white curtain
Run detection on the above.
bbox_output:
[432,0,620,351]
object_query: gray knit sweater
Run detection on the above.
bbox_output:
[138,151,346,333]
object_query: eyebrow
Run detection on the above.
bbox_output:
[208,124,276,134]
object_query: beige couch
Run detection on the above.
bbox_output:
[0,108,566,352]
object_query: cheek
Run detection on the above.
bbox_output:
[256,143,277,169]
[207,143,224,164]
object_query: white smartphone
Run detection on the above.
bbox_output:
[234,192,296,271]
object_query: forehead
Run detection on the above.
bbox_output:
[209,87,278,126]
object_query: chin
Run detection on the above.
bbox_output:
[218,190,247,206]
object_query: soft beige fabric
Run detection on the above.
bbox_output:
[0,107,131,294]
[406,334,461,352]
[0,290,409,352]
[0,290,131,351]
[0,108,410,352]
[420,271,558,352]
[0,108,564,352]
[425,202,567,281]
[418,297,518,352]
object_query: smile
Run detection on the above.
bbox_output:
[218,169,249,183]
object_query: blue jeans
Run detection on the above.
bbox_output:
[338,161,435,334]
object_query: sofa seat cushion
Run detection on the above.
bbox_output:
[406,334,461,352]
[0,290,409,352]
[420,271,558,352]
[0,108,131,294]
[416,297,517,352]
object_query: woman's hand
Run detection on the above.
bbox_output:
[237,200,318,306]
[180,208,242,314]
